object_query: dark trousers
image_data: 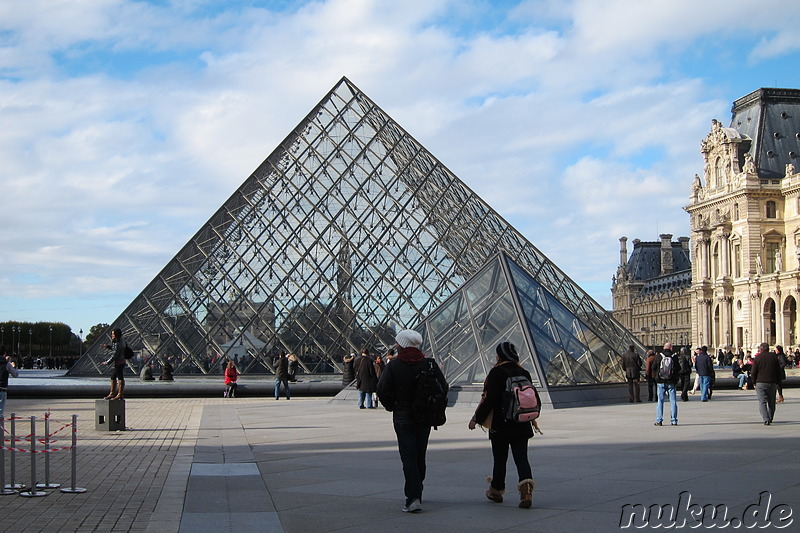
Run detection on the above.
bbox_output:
[489,433,532,491]
[755,383,777,423]
[626,378,641,402]
[393,413,432,505]
[646,378,656,401]
[679,374,691,401]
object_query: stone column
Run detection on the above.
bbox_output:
[720,231,731,278]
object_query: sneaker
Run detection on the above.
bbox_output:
[654,421,662,426]
[402,499,422,513]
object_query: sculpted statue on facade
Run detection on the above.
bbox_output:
[691,173,703,202]
[776,249,782,272]
[786,163,796,177]
[756,253,764,275]
[743,152,756,174]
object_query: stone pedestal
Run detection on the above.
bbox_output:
[95,399,125,431]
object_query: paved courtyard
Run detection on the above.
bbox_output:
[0,386,797,532]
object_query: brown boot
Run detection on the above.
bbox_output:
[112,382,125,400]
[485,477,504,503]
[517,478,535,509]
[104,380,117,400]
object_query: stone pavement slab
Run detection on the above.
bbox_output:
[0,387,797,532]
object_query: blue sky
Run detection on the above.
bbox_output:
[2,0,800,336]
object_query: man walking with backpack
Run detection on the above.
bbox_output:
[654,342,681,426]
[376,330,448,513]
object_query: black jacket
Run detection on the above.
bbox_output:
[274,356,289,381]
[751,351,784,384]
[620,349,642,379]
[376,351,448,415]
[355,355,378,393]
[473,361,535,440]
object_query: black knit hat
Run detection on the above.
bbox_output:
[496,342,519,362]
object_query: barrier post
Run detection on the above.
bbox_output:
[0,418,16,495]
[36,412,60,489]
[60,415,86,494]
[5,413,24,490]
[19,416,47,497]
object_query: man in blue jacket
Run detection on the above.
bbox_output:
[695,346,714,402]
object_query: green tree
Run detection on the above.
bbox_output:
[85,323,110,347]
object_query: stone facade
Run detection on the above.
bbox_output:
[611,235,692,352]
[685,88,800,352]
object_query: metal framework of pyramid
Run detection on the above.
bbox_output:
[69,77,640,389]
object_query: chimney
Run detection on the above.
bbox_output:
[660,234,674,275]
[679,236,690,256]
[619,237,628,266]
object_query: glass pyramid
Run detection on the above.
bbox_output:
[418,251,629,394]
[69,77,640,383]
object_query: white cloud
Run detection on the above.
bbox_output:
[1,0,799,326]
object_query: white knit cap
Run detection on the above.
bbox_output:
[395,329,423,348]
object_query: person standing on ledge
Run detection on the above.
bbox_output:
[101,328,127,400]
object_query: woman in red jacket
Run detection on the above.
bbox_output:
[224,360,238,398]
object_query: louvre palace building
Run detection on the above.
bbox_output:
[614,88,800,354]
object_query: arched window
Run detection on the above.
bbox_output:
[766,201,777,218]
[715,157,724,188]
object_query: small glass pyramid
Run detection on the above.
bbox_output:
[419,251,628,396]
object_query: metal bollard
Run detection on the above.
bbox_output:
[5,413,24,490]
[36,413,60,489]
[60,415,86,494]
[19,416,47,497]
[0,418,17,495]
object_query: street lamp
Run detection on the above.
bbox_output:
[13,325,19,355]
[1,325,4,346]
[28,328,32,357]
[49,325,53,357]
[652,321,657,351]
[79,329,83,357]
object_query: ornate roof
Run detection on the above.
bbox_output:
[730,88,800,180]
[626,240,691,282]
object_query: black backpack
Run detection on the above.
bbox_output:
[656,353,675,381]
[124,344,135,359]
[411,359,448,429]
